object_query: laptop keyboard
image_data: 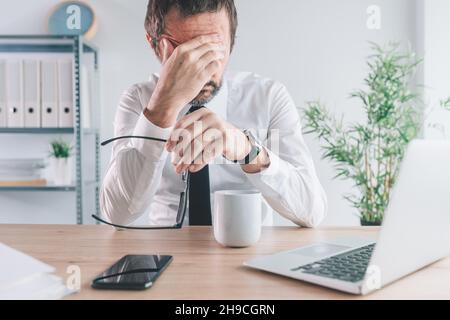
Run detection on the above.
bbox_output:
[291,243,375,283]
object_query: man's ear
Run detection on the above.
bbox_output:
[146,33,162,61]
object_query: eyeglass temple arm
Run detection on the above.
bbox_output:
[91,214,180,230]
[175,173,190,226]
[101,135,167,146]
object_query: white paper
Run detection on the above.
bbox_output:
[0,273,73,300]
[0,243,54,288]
[0,242,77,300]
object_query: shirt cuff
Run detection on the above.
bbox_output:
[131,112,172,160]
[245,147,282,178]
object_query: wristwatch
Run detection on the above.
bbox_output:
[234,130,262,165]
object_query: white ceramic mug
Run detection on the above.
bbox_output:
[213,190,262,248]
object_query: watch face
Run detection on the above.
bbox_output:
[246,136,261,164]
[249,145,261,163]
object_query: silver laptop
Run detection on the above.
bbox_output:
[244,139,450,295]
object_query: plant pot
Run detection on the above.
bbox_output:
[360,219,382,226]
[50,157,72,185]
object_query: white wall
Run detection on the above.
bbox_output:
[0,0,427,225]
[422,0,450,139]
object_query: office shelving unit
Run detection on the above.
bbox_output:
[0,35,100,224]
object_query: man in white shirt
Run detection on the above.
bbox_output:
[100,0,327,228]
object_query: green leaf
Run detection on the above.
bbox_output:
[49,140,73,158]
[441,97,450,110]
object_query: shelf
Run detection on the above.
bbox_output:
[0,35,98,54]
[0,43,74,53]
[0,185,76,191]
[0,128,99,134]
[0,180,98,192]
[0,35,80,40]
[0,128,74,134]
[0,43,97,54]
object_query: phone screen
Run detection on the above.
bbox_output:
[92,255,173,290]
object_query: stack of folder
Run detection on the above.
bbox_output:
[0,158,47,186]
[0,243,74,299]
[0,58,76,128]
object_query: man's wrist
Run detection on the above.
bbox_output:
[238,130,270,173]
[241,148,270,173]
[144,89,186,128]
[143,108,175,128]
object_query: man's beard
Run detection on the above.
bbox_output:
[190,80,222,107]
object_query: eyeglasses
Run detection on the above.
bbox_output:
[148,32,183,49]
[91,135,190,230]
[159,34,182,48]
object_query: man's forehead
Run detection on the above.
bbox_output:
[164,8,229,42]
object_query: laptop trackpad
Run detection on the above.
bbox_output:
[289,243,351,259]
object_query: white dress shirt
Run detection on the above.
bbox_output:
[100,71,327,228]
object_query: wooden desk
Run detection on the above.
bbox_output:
[0,225,449,299]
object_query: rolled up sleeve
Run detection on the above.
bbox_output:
[244,83,328,228]
[100,86,172,226]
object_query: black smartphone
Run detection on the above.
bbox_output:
[91,254,173,290]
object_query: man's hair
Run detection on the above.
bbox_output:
[145,0,238,50]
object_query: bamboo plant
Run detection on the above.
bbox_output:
[302,43,421,225]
